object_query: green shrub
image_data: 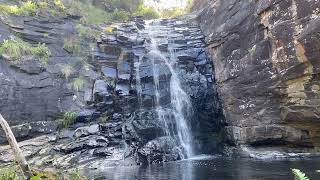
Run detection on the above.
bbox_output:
[31,43,51,64]
[0,38,51,64]
[53,0,65,10]
[133,5,160,19]
[0,167,19,180]
[64,1,111,25]
[0,166,87,180]
[292,169,309,180]
[0,1,37,16]
[63,37,81,54]
[63,111,77,128]
[75,24,99,40]
[111,9,130,21]
[71,77,85,91]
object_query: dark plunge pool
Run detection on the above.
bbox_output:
[87,156,320,180]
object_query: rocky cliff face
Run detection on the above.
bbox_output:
[0,15,223,168]
[193,0,320,156]
[0,15,96,143]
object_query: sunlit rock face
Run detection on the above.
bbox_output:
[193,0,320,156]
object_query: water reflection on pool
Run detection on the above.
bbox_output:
[89,156,320,180]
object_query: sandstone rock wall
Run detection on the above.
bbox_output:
[193,0,320,153]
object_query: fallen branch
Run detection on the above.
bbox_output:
[0,113,33,179]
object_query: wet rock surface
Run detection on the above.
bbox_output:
[193,0,320,155]
[0,17,223,169]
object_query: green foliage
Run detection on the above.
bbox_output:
[63,111,77,128]
[98,114,110,124]
[63,37,81,54]
[65,1,112,25]
[30,172,45,180]
[0,167,20,180]
[0,38,51,64]
[0,1,37,16]
[75,24,99,40]
[0,166,88,180]
[53,0,65,10]
[292,169,310,180]
[111,9,130,21]
[133,5,160,19]
[31,43,51,64]
[72,77,85,91]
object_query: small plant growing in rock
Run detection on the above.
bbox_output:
[98,114,110,124]
[60,64,74,79]
[75,24,99,40]
[63,111,77,128]
[31,43,51,65]
[63,37,81,54]
[72,77,85,91]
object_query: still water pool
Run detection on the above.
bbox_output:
[89,156,320,180]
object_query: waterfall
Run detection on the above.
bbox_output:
[135,56,143,106]
[139,21,194,158]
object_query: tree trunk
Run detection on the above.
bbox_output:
[0,114,33,179]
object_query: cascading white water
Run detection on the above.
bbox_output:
[135,56,143,106]
[141,21,194,158]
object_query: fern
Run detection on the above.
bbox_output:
[292,169,310,180]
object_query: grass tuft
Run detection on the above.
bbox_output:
[60,64,74,79]
[71,77,85,91]
[0,38,51,64]
[63,111,77,128]
[63,37,81,54]
[98,114,110,124]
